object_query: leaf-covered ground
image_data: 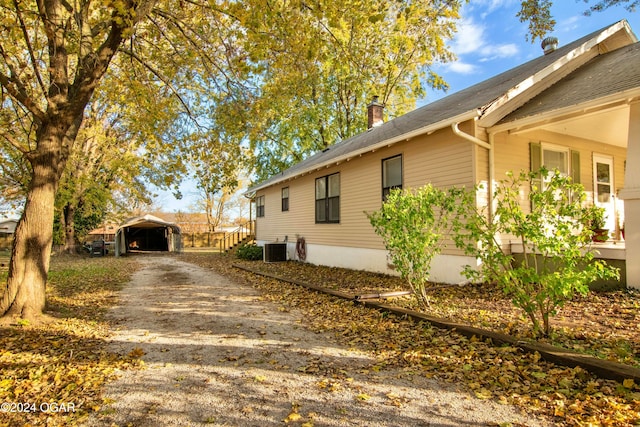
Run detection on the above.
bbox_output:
[229,257,640,369]
[0,255,142,427]
[1,252,638,426]
[183,252,640,426]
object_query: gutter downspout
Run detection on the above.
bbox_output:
[451,122,495,221]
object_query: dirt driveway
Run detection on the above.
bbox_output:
[86,256,550,426]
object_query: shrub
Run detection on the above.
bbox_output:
[455,169,619,337]
[367,185,472,309]
[236,243,263,261]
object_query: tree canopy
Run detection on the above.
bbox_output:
[221,0,461,181]
[517,0,639,42]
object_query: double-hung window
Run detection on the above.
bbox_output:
[382,155,402,200]
[530,142,581,204]
[530,142,580,188]
[256,195,265,217]
[315,173,340,223]
[281,187,289,211]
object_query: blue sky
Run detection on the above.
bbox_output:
[424,0,640,103]
[156,1,640,213]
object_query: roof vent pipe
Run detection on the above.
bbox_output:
[367,96,384,129]
[541,36,559,55]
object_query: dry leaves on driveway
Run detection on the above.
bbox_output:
[185,254,640,426]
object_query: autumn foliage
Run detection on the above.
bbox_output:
[0,256,143,426]
[458,169,620,337]
[368,169,620,338]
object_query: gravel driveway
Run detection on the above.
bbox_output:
[85,256,550,426]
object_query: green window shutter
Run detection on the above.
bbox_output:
[530,142,542,190]
[530,142,542,210]
[570,150,581,184]
[570,149,581,202]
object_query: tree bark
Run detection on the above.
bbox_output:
[0,128,63,319]
[0,0,138,320]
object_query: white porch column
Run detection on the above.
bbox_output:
[619,100,640,289]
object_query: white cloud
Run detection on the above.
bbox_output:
[448,16,519,73]
[444,61,478,75]
[479,43,519,60]
[452,18,486,55]
[556,15,581,34]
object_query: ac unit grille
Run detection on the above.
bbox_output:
[264,243,287,262]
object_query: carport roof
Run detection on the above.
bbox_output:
[119,214,181,232]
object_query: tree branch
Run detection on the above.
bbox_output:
[0,129,31,155]
[13,0,48,100]
[0,49,47,122]
[117,47,195,120]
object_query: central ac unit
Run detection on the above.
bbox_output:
[264,243,287,262]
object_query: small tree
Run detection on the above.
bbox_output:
[456,169,619,337]
[367,185,472,309]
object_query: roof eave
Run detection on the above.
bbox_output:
[489,88,640,135]
[245,109,481,196]
[479,20,637,128]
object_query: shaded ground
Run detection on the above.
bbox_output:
[86,256,549,426]
[224,257,640,369]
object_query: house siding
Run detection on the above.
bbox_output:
[248,23,637,285]
[254,124,627,279]
[493,129,626,195]
[473,127,491,210]
[255,126,476,257]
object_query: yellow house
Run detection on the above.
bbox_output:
[247,20,639,288]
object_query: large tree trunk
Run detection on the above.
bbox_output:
[0,141,62,320]
[0,0,140,321]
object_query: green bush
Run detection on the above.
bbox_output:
[367,168,619,338]
[236,243,263,260]
[455,169,619,337]
[367,184,472,309]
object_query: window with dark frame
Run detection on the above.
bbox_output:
[256,195,265,217]
[315,173,340,223]
[281,187,289,211]
[382,155,403,200]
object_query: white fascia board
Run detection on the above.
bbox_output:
[480,21,634,128]
[489,88,640,135]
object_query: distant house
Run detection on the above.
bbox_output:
[86,223,118,242]
[0,219,18,249]
[247,20,640,288]
[152,212,212,234]
[0,219,18,236]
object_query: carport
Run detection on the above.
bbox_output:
[115,214,182,256]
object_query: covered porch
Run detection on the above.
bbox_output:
[500,96,640,289]
[490,79,639,289]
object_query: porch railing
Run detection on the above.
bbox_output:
[220,220,255,252]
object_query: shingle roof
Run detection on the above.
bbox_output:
[499,40,640,124]
[248,20,634,194]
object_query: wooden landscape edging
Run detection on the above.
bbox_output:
[232,263,640,383]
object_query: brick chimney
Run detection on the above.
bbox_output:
[367,96,384,129]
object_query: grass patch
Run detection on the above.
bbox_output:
[0,255,142,426]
